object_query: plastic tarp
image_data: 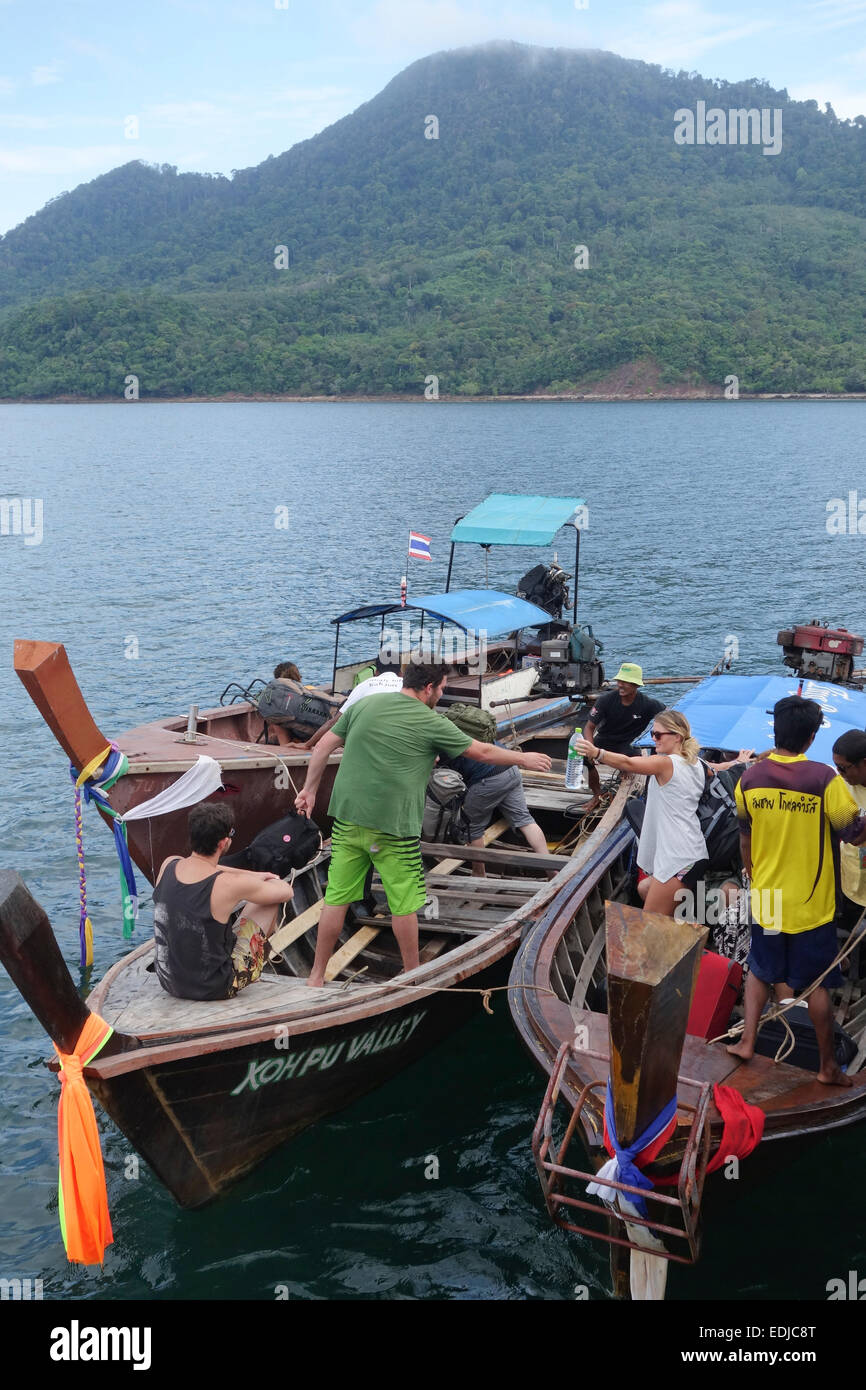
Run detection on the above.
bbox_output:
[638,673,866,767]
[331,589,553,635]
[450,494,586,546]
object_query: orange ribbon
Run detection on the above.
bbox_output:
[54,1012,114,1264]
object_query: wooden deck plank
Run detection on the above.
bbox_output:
[323,924,383,982]
[267,899,326,956]
[419,843,570,869]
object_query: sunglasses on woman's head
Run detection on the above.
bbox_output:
[650,730,671,740]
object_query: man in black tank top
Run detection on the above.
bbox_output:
[152,803,295,1001]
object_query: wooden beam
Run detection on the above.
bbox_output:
[432,817,509,875]
[605,900,707,1146]
[419,842,569,869]
[14,639,110,772]
[324,924,382,982]
[0,870,130,1059]
[268,899,326,956]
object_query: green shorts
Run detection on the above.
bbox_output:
[325,819,427,917]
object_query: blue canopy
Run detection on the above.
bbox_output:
[332,589,553,636]
[639,674,866,767]
[451,494,586,546]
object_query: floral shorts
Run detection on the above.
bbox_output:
[227,919,270,996]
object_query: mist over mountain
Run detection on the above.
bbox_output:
[1,42,864,398]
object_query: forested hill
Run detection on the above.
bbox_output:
[1,42,865,399]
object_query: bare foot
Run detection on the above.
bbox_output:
[817,1064,853,1087]
[726,1041,754,1062]
[305,976,325,988]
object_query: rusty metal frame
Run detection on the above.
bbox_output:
[531,1041,713,1265]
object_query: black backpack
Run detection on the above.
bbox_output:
[221,813,322,876]
[623,762,741,873]
[696,761,741,872]
[256,679,338,736]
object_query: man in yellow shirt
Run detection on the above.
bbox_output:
[728,696,866,1086]
[832,730,866,927]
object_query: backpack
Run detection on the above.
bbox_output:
[445,703,497,745]
[256,679,338,736]
[696,761,741,872]
[221,813,323,876]
[422,768,470,844]
[623,764,741,874]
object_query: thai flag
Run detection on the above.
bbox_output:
[408,530,432,561]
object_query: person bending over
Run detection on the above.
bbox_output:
[438,742,549,877]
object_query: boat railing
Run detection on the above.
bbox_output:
[531,1040,713,1265]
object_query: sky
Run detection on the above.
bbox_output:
[1,0,864,235]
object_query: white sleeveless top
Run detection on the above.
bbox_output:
[637,754,707,883]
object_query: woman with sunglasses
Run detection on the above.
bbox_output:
[576,710,708,915]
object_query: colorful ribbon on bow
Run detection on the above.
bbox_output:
[70,745,136,969]
[54,1012,114,1264]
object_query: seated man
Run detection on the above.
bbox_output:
[439,745,550,876]
[152,802,294,1000]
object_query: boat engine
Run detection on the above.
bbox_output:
[516,563,605,695]
[534,625,605,697]
[776,620,864,685]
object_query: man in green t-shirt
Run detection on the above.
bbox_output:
[295,661,552,986]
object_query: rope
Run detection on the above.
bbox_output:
[707,910,866,1063]
[69,744,135,969]
[328,977,561,1015]
[73,787,94,969]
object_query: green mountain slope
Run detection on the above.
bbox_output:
[1,42,864,398]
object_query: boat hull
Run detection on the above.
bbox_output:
[86,960,506,1207]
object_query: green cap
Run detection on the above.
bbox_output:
[614,663,644,686]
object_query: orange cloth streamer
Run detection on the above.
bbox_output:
[54,1012,114,1264]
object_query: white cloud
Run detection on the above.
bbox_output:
[612,1,776,66]
[270,86,354,103]
[0,144,133,173]
[351,0,583,53]
[31,63,62,86]
[66,38,117,62]
[144,101,229,126]
[788,81,866,119]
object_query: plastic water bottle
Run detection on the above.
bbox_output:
[565,727,588,791]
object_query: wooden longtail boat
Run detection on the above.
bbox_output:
[0,773,631,1209]
[14,494,607,887]
[508,809,866,1296]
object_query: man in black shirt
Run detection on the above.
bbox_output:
[583,662,665,806]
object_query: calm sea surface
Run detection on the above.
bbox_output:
[1,400,865,1302]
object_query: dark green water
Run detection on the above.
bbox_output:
[2,400,865,1301]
